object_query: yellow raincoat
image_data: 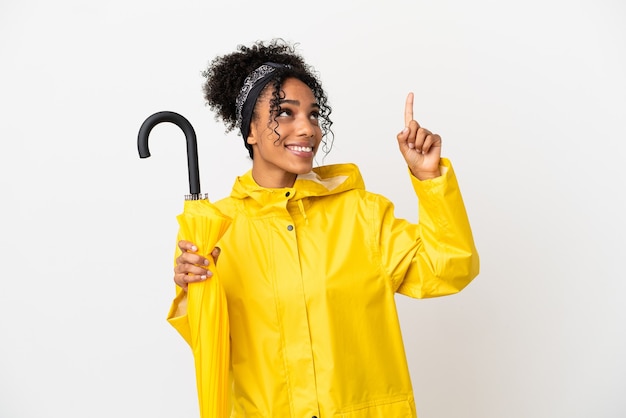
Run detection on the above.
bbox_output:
[170,158,479,417]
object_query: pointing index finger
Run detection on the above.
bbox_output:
[404,92,414,127]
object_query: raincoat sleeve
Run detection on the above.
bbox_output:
[378,158,479,298]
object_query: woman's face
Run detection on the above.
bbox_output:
[247,77,322,188]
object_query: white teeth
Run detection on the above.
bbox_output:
[289,145,312,152]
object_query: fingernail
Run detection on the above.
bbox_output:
[402,127,409,134]
[204,259,209,266]
[408,143,415,149]
[191,245,198,252]
[200,275,207,280]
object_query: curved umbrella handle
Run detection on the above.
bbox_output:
[137,111,201,196]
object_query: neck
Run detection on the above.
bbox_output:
[251,166,297,188]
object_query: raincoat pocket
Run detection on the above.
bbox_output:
[334,395,416,418]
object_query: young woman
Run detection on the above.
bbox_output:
[172,39,479,417]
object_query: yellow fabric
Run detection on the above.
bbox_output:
[167,199,231,418]
[168,158,479,417]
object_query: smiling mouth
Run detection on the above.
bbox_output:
[286,145,313,152]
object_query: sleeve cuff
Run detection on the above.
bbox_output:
[408,158,453,196]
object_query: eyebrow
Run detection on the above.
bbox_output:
[280,99,320,109]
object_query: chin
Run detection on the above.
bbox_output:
[290,163,314,175]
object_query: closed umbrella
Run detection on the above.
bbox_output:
[138,111,231,417]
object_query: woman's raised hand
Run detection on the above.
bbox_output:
[396,92,442,180]
[173,240,221,291]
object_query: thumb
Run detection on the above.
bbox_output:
[211,246,221,264]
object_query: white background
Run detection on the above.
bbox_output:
[1,0,625,417]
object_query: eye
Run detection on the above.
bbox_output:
[276,108,292,117]
[309,110,321,122]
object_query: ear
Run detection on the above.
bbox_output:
[246,124,258,145]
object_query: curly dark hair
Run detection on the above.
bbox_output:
[202,39,333,158]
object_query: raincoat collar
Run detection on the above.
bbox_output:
[230,163,365,204]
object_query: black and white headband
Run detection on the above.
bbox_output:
[235,62,290,140]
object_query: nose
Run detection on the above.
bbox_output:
[295,113,316,138]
